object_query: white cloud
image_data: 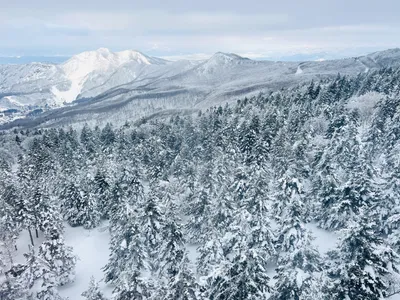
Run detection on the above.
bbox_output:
[160,53,212,61]
[0,10,289,33]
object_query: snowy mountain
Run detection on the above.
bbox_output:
[0,48,169,111]
[1,48,400,127]
[55,48,168,104]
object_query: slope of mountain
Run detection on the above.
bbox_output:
[0,48,170,112]
[55,48,169,104]
[1,48,400,128]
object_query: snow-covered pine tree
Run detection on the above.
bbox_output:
[272,191,322,300]
[196,230,224,277]
[109,166,144,223]
[0,184,20,262]
[245,166,276,261]
[140,183,166,274]
[208,209,272,299]
[159,209,185,278]
[31,185,63,237]
[38,228,76,286]
[112,269,152,300]
[380,143,400,241]
[104,203,147,284]
[324,213,400,300]
[80,184,101,229]
[93,168,112,219]
[321,154,379,230]
[60,181,83,227]
[162,254,200,300]
[210,152,235,236]
[208,236,271,299]
[80,123,98,158]
[104,168,146,283]
[100,122,116,154]
[272,175,303,222]
[82,276,107,300]
[19,246,63,300]
[185,160,216,243]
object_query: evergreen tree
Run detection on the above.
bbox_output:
[208,236,271,300]
[208,210,272,299]
[104,205,146,284]
[38,228,76,286]
[140,183,166,273]
[19,246,63,300]
[321,157,379,230]
[163,255,200,300]
[93,168,112,218]
[104,169,146,283]
[60,181,83,227]
[80,186,101,229]
[185,161,214,243]
[82,276,107,300]
[324,214,399,300]
[196,231,224,277]
[272,185,322,300]
[113,270,152,300]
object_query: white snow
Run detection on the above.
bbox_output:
[295,65,303,75]
[305,222,338,254]
[53,48,157,104]
[295,268,308,288]
[51,82,82,106]
[62,48,151,82]
[58,222,112,299]
[187,244,200,264]
[346,92,383,123]
[12,223,112,300]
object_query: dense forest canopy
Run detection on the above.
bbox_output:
[1,66,400,299]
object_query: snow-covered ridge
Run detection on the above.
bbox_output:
[61,48,161,80]
[1,47,400,126]
[52,48,168,104]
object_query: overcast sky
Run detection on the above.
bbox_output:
[1,0,400,59]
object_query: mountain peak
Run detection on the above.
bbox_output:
[211,52,248,62]
[61,48,156,79]
[115,50,152,65]
[57,48,165,104]
[95,47,112,55]
[204,52,251,67]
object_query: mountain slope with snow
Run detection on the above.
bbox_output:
[55,48,168,104]
[1,48,400,127]
[0,48,170,111]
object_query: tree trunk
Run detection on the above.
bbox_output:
[35,228,39,238]
[28,228,34,246]
[6,247,14,265]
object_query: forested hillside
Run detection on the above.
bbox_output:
[1,66,400,299]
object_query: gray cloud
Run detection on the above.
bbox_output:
[0,0,399,58]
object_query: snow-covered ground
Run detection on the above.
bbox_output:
[12,220,400,299]
[306,222,337,254]
[14,222,112,299]
[58,222,112,299]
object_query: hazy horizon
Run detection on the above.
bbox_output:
[0,46,397,65]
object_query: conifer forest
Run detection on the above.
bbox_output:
[2,67,400,299]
